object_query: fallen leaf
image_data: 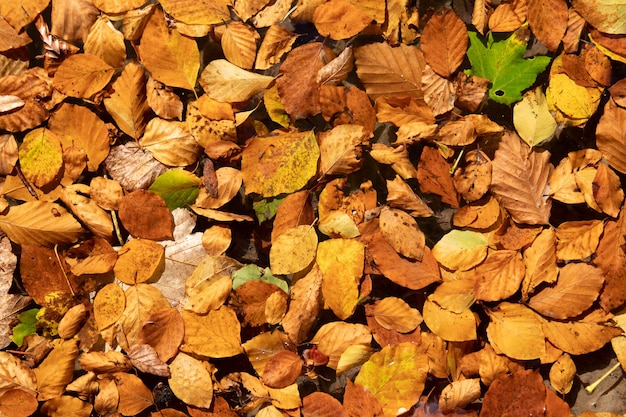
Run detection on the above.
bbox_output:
[420,8,468,78]
[40,396,92,417]
[53,54,115,98]
[486,303,546,360]
[200,59,273,103]
[18,127,62,189]
[597,98,626,174]
[114,239,165,285]
[169,352,213,409]
[269,225,317,276]
[0,388,39,417]
[318,124,369,178]
[116,284,171,349]
[549,353,576,394]
[312,0,371,40]
[343,379,384,417]
[84,15,126,67]
[136,307,184,362]
[221,22,259,70]
[555,219,604,261]
[480,370,547,417]
[310,321,371,370]
[181,306,242,358]
[0,72,52,132]
[35,339,79,400]
[514,87,557,147]
[113,372,153,416]
[281,266,323,344]
[261,350,303,389]
[438,378,481,413]
[488,0,527,32]
[118,190,174,240]
[255,24,297,70]
[371,297,422,333]
[572,0,626,34]
[522,228,559,299]
[474,250,525,302]
[355,342,429,417]
[423,297,478,342]
[432,229,488,271]
[528,0,568,52]
[379,207,425,260]
[417,145,460,207]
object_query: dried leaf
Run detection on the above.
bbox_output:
[270,225,318,275]
[53,54,114,98]
[222,22,259,70]
[0,388,38,417]
[423,297,477,342]
[114,239,165,285]
[438,379,481,413]
[486,303,546,360]
[420,8,468,78]
[181,306,243,358]
[528,0,568,52]
[354,42,425,100]
[35,339,79,400]
[0,201,84,247]
[84,15,126,67]
[113,372,153,416]
[432,229,488,271]
[318,238,364,320]
[474,250,525,302]
[138,11,199,90]
[140,118,202,167]
[281,266,323,344]
[312,0,371,40]
[522,228,559,299]
[491,131,553,225]
[119,190,174,240]
[549,353,576,394]
[371,297,422,333]
[159,0,229,25]
[136,307,184,362]
[417,146,460,207]
[555,219,604,261]
[200,59,274,103]
[169,353,213,408]
[355,343,429,417]
[311,322,371,370]
[116,284,171,349]
[318,124,368,177]
[379,207,425,260]
[18,127,63,189]
[255,24,297,70]
[597,98,626,174]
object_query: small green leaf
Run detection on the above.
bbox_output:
[149,170,201,210]
[10,308,39,347]
[253,196,285,223]
[466,29,551,105]
[232,264,289,293]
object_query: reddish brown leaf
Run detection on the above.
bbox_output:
[528,0,568,52]
[420,8,468,78]
[302,392,347,417]
[118,190,174,240]
[417,146,460,208]
[261,350,303,389]
[480,370,548,417]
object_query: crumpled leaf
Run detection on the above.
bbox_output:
[466,28,551,104]
[104,142,168,192]
[0,72,52,132]
[169,352,213,409]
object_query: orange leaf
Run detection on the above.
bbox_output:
[0,72,52,133]
[371,297,422,333]
[255,24,297,70]
[281,266,323,344]
[221,22,260,69]
[181,306,243,358]
[486,303,546,360]
[488,0,527,33]
[522,228,558,299]
[119,190,174,241]
[423,297,477,342]
[302,392,347,417]
[597,98,626,174]
[312,0,372,40]
[474,250,525,302]
[138,11,199,90]
[597,212,626,310]
[53,54,115,98]
[491,131,553,225]
[527,0,568,52]
[420,8,468,78]
[343,380,384,417]
[417,146,460,207]
[159,0,230,25]
[554,219,604,261]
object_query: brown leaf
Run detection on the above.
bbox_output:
[453,150,492,203]
[0,71,52,132]
[491,131,553,225]
[597,98,626,174]
[93,283,126,332]
[118,190,174,240]
[78,350,132,374]
[302,392,347,417]
[453,196,501,230]
[529,263,604,319]
[528,0,568,52]
[41,396,93,417]
[261,350,303,389]
[379,207,425,260]
[116,284,171,349]
[312,0,372,40]
[343,379,384,417]
[317,46,354,85]
[113,372,153,416]
[596,211,626,311]
[281,266,323,344]
[480,370,547,417]
[522,228,559,299]
[276,42,333,119]
[420,8,468,78]
[486,303,546,360]
[361,221,441,290]
[474,250,525,302]
[127,344,171,377]
[488,0,527,32]
[319,85,376,134]
[0,388,39,417]
[136,307,184,362]
[422,65,456,116]
[255,24,297,70]
[354,42,425,100]
[272,190,314,242]
[365,302,422,348]
[243,330,293,376]
[234,280,288,327]
[417,146,460,208]
[20,244,75,304]
[318,124,369,178]
[375,96,435,126]
[310,322,371,370]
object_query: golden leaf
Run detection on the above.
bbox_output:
[474,250,525,302]
[0,201,84,247]
[93,283,126,331]
[317,238,364,320]
[60,183,113,239]
[104,61,151,139]
[522,228,558,299]
[113,372,153,416]
[78,351,132,374]
[116,284,171,349]
[423,297,477,342]
[310,322,371,370]
[169,353,214,408]
[385,175,434,217]
[84,15,126,67]
[243,330,292,376]
[181,306,243,358]
[255,24,297,70]
[138,11,199,90]
[194,167,243,209]
[41,396,92,417]
[549,353,576,394]
[371,297,422,333]
[355,343,429,417]
[0,0,49,30]
[140,118,202,166]
[555,219,604,261]
[486,303,546,360]
[53,54,115,98]
[35,339,79,400]
[147,77,183,120]
[0,352,37,395]
[369,144,418,180]
[199,59,274,103]
[114,239,165,285]
[379,206,425,261]
[159,0,230,25]
[597,98,626,174]
[355,42,425,100]
[270,225,318,276]
[438,379,481,413]
[488,0,527,32]
[312,0,372,40]
[528,263,604,319]
[222,22,260,69]
[432,229,488,271]
[420,8,468,77]
[0,72,52,133]
[18,127,63,188]
[318,124,369,178]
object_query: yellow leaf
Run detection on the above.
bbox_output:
[486,302,546,360]
[93,283,126,331]
[116,284,170,349]
[53,54,115,98]
[243,330,291,376]
[84,15,126,68]
[336,344,374,376]
[35,340,79,400]
[547,72,602,126]
[423,297,477,342]
[269,225,317,275]
[432,229,488,271]
[140,118,202,166]
[194,167,243,209]
[371,297,422,333]
[473,250,525,302]
[169,353,214,408]
[355,342,429,417]
[222,22,260,69]
[0,0,49,30]
[104,61,151,139]
[159,0,230,25]
[242,130,320,198]
[61,184,113,240]
[113,239,165,285]
[317,238,364,320]
[138,11,200,90]
[438,379,482,413]
[514,87,557,147]
[318,124,369,177]
[91,0,145,14]
[18,128,63,188]
[181,306,243,358]
[199,59,274,103]
[549,353,576,394]
[0,201,84,247]
[113,372,153,416]
[311,322,371,370]
[555,219,604,261]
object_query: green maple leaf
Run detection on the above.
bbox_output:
[466,29,552,105]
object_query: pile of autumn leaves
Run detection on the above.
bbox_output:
[2,0,626,416]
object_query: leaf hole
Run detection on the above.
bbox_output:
[494,90,505,97]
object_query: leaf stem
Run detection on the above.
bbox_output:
[584,362,622,394]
